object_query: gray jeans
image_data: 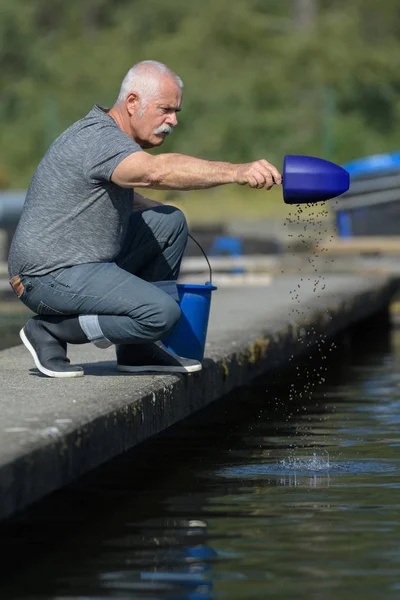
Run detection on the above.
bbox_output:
[17,206,188,346]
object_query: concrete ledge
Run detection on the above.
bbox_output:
[0,274,398,521]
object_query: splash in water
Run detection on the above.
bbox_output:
[280,450,330,472]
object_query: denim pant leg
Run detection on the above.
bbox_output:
[116,205,188,286]
[18,262,181,346]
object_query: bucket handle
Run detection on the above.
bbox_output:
[188,233,213,285]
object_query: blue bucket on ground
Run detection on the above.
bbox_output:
[165,282,217,361]
[165,233,217,361]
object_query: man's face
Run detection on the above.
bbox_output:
[127,76,182,149]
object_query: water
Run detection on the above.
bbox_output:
[0,324,400,599]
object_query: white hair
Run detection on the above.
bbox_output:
[117,60,183,107]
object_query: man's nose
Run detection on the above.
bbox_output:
[165,112,178,127]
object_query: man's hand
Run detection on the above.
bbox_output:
[234,160,282,190]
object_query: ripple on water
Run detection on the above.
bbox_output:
[216,456,399,479]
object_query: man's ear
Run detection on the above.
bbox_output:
[126,92,139,116]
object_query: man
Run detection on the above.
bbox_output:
[8,60,281,378]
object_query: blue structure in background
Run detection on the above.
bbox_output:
[0,191,26,228]
[208,236,245,273]
[334,151,400,238]
[342,151,400,178]
[209,236,243,258]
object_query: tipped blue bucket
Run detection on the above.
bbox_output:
[283,154,350,204]
[165,282,217,361]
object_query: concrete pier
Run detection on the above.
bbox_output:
[0,273,398,521]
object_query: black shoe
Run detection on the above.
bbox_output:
[116,341,202,373]
[20,317,84,378]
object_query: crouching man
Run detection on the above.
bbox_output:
[8,60,281,378]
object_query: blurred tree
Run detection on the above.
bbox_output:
[0,0,400,187]
[293,0,317,31]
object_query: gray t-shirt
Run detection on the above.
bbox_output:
[8,105,142,278]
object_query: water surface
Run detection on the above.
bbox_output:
[0,324,399,599]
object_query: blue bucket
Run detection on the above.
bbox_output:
[165,282,217,361]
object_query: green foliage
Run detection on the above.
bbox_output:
[1,0,400,188]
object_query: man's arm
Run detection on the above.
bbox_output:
[111,152,281,191]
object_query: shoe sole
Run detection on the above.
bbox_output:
[117,363,202,374]
[20,327,84,378]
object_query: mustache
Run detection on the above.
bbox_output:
[153,124,174,136]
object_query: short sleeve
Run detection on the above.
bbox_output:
[83,122,143,182]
